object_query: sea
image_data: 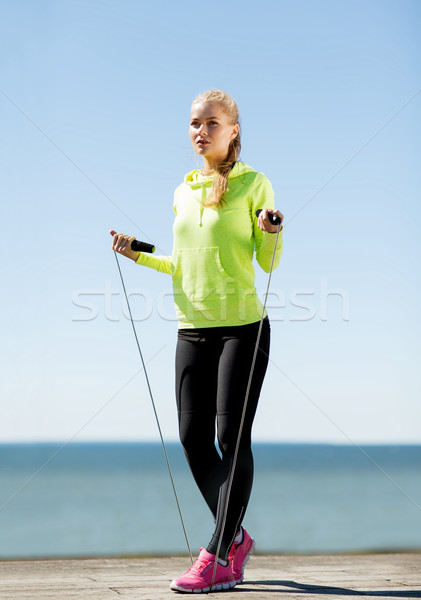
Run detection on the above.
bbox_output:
[0,443,420,559]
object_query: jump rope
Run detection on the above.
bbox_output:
[113,209,282,586]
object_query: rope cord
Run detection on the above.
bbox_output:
[211,223,282,586]
[113,251,193,565]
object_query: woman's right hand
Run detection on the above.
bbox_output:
[109,230,141,262]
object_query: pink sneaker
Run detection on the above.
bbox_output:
[228,528,255,584]
[170,548,236,593]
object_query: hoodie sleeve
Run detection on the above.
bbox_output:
[135,252,172,274]
[252,172,283,273]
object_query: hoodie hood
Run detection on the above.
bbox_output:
[183,161,256,189]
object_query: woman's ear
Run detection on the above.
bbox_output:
[231,123,239,139]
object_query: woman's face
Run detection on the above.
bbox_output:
[189,101,239,165]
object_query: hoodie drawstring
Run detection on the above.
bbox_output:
[198,183,204,226]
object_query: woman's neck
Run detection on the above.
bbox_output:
[202,157,219,175]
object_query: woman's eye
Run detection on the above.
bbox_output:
[190,121,200,128]
[209,121,218,126]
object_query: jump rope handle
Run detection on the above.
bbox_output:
[130,239,156,253]
[255,209,282,226]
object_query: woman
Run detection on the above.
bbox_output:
[110,89,283,593]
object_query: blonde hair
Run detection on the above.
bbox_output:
[192,89,241,208]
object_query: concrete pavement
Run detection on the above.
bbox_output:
[0,553,420,599]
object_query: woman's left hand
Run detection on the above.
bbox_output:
[257,209,284,233]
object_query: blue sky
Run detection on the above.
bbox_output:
[1,0,420,443]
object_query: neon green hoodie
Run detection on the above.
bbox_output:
[135,161,283,328]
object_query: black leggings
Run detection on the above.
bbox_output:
[175,317,270,559]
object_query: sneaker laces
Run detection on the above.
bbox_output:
[228,529,243,559]
[187,556,212,576]
[228,543,237,560]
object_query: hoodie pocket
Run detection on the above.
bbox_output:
[173,247,234,302]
